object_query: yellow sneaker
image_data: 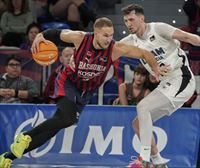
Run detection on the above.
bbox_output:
[127,156,154,168]
[10,133,32,158]
[0,153,12,168]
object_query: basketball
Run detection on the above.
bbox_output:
[32,41,58,66]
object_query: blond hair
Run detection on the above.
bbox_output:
[93,17,113,29]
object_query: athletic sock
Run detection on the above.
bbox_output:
[140,145,151,162]
[151,152,170,164]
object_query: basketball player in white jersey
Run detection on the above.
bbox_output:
[121,4,199,168]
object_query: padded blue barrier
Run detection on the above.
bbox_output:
[41,22,70,31]
[0,104,199,167]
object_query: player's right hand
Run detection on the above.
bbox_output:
[153,64,171,81]
[31,33,49,54]
[158,64,171,76]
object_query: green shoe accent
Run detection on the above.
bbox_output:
[127,157,153,168]
[10,133,32,158]
[0,153,12,168]
[141,160,153,168]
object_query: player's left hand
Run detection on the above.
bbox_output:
[154,64,171,81]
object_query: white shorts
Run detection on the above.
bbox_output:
[138,74,196,121]
[157,75,196,109]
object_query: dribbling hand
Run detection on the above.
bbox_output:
[31,33,51,54]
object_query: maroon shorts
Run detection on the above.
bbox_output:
[52,80,94,112]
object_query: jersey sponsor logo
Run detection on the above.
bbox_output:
[151,47,165,56]
[155,55,164,62]
[78,61,106,80]
[78,61,106,71]
[85,56,90,63]
[78,70,102,81]
[141,47,166,65]
[99,57,108,62]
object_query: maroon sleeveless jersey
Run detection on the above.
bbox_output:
[55,33,115,97]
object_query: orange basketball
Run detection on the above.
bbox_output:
[32,41,58,66]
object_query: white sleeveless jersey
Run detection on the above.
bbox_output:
[121,22,193,81]
[121,22,196,119]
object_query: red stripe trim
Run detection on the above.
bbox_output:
[72,35,88,89]
[56,67,71,97]
[82,35,93,91]
[75,36,87,69]
[97,41,114,87]
[89,51,103,90]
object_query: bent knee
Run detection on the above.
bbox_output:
[136,101,150,113]
[61,116,77,128]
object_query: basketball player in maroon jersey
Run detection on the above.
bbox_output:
[0,17,170,167]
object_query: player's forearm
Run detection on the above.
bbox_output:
[173,29,200,46]
[178,33,200,46]
[142,50,158,72]
[188,34,200,46]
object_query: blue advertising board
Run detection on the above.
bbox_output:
[0,104,199,167]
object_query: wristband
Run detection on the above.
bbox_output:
[42,29,62,44]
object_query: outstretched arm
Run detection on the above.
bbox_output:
[112,42,170,81]
[154,22,200,46]
[31,29,85,53]
[172,28,200,46]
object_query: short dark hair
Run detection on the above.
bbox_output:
[94,17,113,29]
[121,4,144,15]
[134,64,149,76]
[6,55,22,65]
[26,22,40,35]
